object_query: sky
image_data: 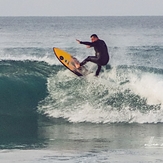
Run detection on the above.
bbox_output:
[0,0,163,16]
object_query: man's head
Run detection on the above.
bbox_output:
[90,34,99,42]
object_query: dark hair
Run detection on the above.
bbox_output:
[90,34,98,38]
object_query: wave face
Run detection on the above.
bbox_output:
[0,60,51,144]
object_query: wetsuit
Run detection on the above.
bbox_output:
[80,39,109,76]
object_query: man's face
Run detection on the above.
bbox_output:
[91,36,98,42]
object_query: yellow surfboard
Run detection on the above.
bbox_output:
[53,47,89,76]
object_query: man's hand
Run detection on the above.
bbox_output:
[76,39,81,44]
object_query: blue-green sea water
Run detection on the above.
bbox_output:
[0,16,163,162]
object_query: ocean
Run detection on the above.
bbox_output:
[0,16,163,162]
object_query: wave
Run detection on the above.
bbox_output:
[1,58,163,125]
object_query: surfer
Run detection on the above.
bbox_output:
[76,34,109,76]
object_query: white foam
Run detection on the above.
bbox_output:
[41,101,163,124]
[38,67,163,124]
[129,73,163,105]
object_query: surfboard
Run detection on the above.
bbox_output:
[53,47,89,76]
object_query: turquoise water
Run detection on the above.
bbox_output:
[0,16,163,162]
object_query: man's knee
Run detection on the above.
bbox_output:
[85,56,91,61]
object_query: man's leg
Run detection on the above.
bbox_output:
[95,65,101,76]
[80,56,102,76]
[80,56,98,66]
[80,59,87,66]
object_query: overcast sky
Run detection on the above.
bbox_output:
[0,0,163,16]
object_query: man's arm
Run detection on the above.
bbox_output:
[76,39,93,48]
